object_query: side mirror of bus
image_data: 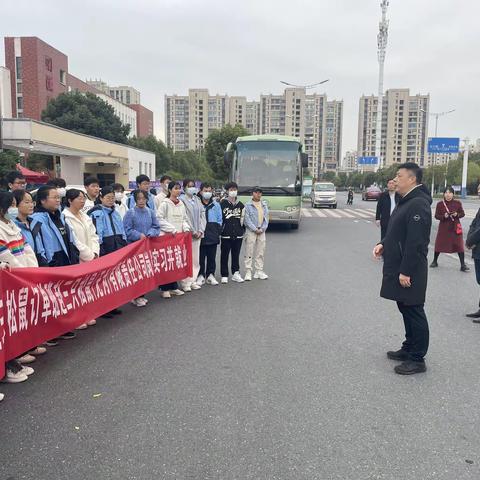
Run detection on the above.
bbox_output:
[224,152,232,167]
[301,153,308,168]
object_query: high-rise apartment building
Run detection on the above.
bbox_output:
[87,80,141,105]
[357,88,429,168]
[165,88,343,176]
[0,66,12,117]
[342,150,358,172]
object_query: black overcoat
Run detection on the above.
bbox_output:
[380,185,432,305]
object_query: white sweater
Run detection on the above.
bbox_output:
[63,208,100,262]
[0,219,38,268]
[157,198,191,235]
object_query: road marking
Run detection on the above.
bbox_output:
[324,209,342,218]
[336,210,356,218]
[313,209,328,217]
[350,210,372,218]
[302,209,312,217]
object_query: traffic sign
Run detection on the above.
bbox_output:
[427,137,460,154]
[357,156,378,165]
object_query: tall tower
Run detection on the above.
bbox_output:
[375,1,389,169]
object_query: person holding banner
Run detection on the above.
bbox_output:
[0,191,37,388]
[157,181,191,298]
[64,189,100,329]
[88,186,127,318]
[180,179,206,292]
[123,189,160,306]
[127,175,156,210]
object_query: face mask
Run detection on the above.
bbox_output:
[163,183,170,192]
[57,188,66,198]
[186,187,197,196]
[202,192,213,200]
[228,190,238,198]
[115,192,124,201]
[7,207,19,219]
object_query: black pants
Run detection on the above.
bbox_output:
[397,302,429,362]
[160,282,178,291]
[220,238,243,277]
[199,244,218,278]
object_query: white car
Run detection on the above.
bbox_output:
[310,182,337,208]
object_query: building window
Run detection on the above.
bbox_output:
[17,97,24,110]
[15,57,22,80]
[46,76,54,92]
[126,91,131,104]
[16,82,22,94]
[45,57,53,72]
[60,70,66,85]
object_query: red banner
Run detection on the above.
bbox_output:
[0,233,192,379]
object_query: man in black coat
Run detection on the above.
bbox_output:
[373,163,432,375]
[465,211,480,322]
[375,179,401,239]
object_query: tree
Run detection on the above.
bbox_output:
[42,91,130,144]
[129,135,172,176]
[204,124,248,180]
[0,150,21,186]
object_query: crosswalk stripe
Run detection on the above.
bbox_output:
[336,210,355,218]
[355,208,376,215]
[349,210,372,218]
[313,209,327,217]
[324,210,342,218]
[302,209,312,217]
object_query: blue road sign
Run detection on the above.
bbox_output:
[357,156,378,165]
[427,137,460,154]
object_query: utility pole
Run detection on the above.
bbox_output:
[375,0,389,171]
[461,138,469,199]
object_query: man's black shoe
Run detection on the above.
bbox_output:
[101,312,114,319]
[472,318,480,324]
[387,349,411,361]
[466,310,480,318]
[394,360,426,375]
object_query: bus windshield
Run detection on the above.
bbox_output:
[236,141,300,188]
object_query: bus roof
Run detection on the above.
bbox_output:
[235,134,302,144]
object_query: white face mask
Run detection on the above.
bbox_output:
[228,190,238,198]
[186,187,197,196]
[201,192,213,200]
[163,182,170,192]
[114,192,124,201]
[57,187,66,198]
[7,207,18,219]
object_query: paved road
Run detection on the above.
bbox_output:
[2,208,480,479]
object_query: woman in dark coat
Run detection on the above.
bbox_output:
[430,187,469,271]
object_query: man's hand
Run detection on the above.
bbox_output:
[399,273,411,288]
[373,244,384,259]
[256,228,263,235]
[375,220,380,227]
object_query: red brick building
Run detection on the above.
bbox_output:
[129,104,154,137]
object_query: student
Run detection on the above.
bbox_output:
[220,182,245,284]
[46,177,67,209]
[31,185,79,343]
[180,179,206,291]
[88,186,127,318]
[82,176,101,214]
[157,181,190,298]
[127,175,156,210]
[64,189,100,329]
[5,171,26,191]
[123,189,160,306]
[197,183,222,286]
[154,175,172,210]
[0,191,36,389]
[243,187,269,281]
[112,183,128,219]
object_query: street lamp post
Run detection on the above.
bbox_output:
[461,138,470,199]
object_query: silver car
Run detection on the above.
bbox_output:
[310,182,337,208]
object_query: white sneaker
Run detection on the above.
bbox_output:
[206,274,219,286]
[221,277,228,284]
[196,275,205,286]
[183,286,192,292]
[190,283,201,290]
[76,323,88,330]
[231,272,244,283]
[171,289,185,296]
[141,297,149,304]
[254,271,269,280]
[244,270,252,281]
[1,369,28,384]
[29,346,47,355]
[131,298,147,307]
[0,393,4,401]
[18,354,36,364]
[162,291,172,299]
[87,319,97,326]
[21,366,34,376]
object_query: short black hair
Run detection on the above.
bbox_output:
[111,183,125,192]
[166,181,181,198]
[66,188,85,206]
[252,186,263,193]
[84,176,100,187]
[225,181,238,190]
[183,179,195,188]
[47,177,66,188]
[133,189,147,203]
[200,182,212,191]
[5,171,25,185]
[444,186,455,195]
[160,175,172,183]
[398,162,422,184]
[136,175,150,185]
[387,178,395,183]
[35,186,57,208]
[13,189,32,206]
[0,191,14,216]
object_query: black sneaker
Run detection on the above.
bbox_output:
[110,309,122,315]
[473,319,480,324]
[387,349,411,361]
[461,265,470,272]
[45,338,59,347]
[59,331,76,340]
[394,360,426,375]
[429,261,438,268]
[466,310,480,318]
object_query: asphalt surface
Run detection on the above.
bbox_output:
[2,193,480,479]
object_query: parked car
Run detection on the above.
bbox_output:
[310,182,337,208]
[362,186,382,201]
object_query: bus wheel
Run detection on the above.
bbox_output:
[291,223,299,230]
